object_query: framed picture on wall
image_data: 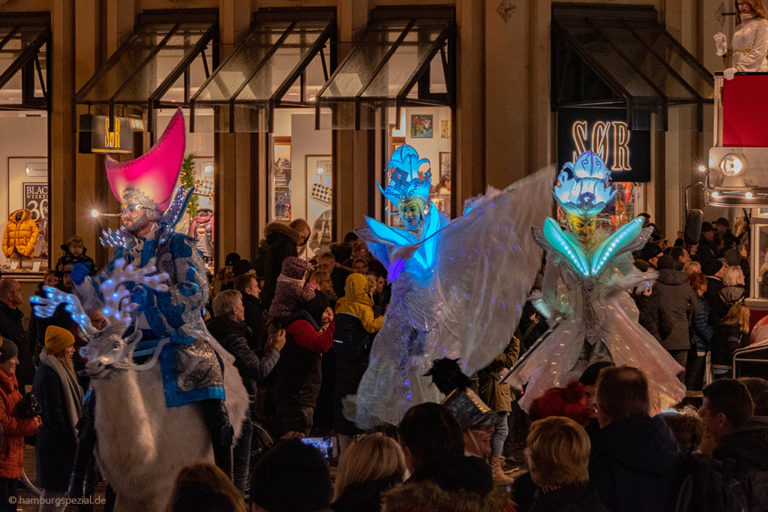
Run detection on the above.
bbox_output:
[439,152,451,178]
[272,137,292,221]
[410,114,433,138]
[440,119,451,139]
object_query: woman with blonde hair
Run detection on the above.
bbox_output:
[332,433,406,512]
[166,463,247,512]
[524,416,607,512]
[712,302,750,378]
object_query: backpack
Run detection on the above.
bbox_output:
[333,312,372,363]
[675,453,747,512]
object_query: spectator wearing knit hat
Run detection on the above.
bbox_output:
[267,257,318,323]
[250,439,333,512]
[0,337,41,511]
[33,325,84,505]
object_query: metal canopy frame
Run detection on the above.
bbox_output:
[75,9,218,133]
[316,6,455,130]
[552,2,713,131]
[190,8,336,133]
[0,14,50,111]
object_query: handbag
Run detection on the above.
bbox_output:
[15,392,41,419]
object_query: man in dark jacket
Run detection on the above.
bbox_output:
[206,289,285,493]
[695,222,718,267]
[701,379,768,510]
[261,221,304,310]
[654,255,698,376]
[0,278,34,389]
[235,274,268,353]
[590,366,682,512]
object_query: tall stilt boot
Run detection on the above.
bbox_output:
[200,399,235,479]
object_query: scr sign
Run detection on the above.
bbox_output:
[557,108,650,183]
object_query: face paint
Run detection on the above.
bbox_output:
[398,198,425,232]
[566,213,597,243]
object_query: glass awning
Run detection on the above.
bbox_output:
[317,10,454,114]
[75,11,217,131]
[0,15,50,110]
[190,10,335,133]
[552,3,713,129]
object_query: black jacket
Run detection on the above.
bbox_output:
[654,269,698,351]
[711,323,745,369]
[33,363,80,491]
[241,292,268,353]
[712,416,768,511]
[0,301,34,388]
[529,482,608,512]
[205,316,280,394]
[589,414,682,512]
[261,222,301,309]
[633,292,670,343]
[332,476,402,512]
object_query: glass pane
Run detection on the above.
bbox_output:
[236,21,329,102]
[596,24,695,100]
[629,25,713,99]
[34,41,47,98]
[362,20,445,98]
[558,22,660,99]
[113,22,211,103]
[305,49,327,102]
[159,41,213,103]
[429,51,446,94]
[0,26,45,76]
[321,19,410,98]
[195,21,293,102]
[82,23,176,102]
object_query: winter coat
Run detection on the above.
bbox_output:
[33,363,80,491]
[333,274,382,435]
[242,293,268,354]
[332,475,402,512]
[654,269,698,351]
[477,337,520,413]
[711,323,746,371]
[0,301,34,389]
[589,414,682,512]
[274,310,334,432]
[633,292,670,343]
[691,295,713,354]
[712,416,768,510]
[261,222,301,309]
[529,482,608,512]
[54,246,95,277]
[268,276,316,320]
[2,209,38,259]
[205,316,280,395]
[705,277,727,325]
[0,370,39,479]
[383,480,516,512]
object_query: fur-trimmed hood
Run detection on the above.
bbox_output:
[265,221,303,245]
[382,481,516,512]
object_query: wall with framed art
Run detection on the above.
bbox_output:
[0,115,49,272]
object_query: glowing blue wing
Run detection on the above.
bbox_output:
[364,216,419,248]
[541,217,590,277]
[412,203,442,272]
[589,216,645,276]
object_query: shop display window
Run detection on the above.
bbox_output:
[1,156,48,271]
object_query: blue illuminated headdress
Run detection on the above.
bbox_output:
[554,151,616,217]
[378,144,432,214]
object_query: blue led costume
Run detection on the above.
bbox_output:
[509,151,685,411]
[349,144,552,428]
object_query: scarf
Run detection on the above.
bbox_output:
[39,349,84,442]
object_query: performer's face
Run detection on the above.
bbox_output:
[398,198,424,231]
[121,204,153,235]
[566,214,596,243]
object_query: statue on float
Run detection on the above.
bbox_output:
[509,151,685,411]
[33,110,247,512]
[347,144,552,428]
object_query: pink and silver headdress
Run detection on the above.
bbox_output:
[378,144,432,213]
[554,151,616,217]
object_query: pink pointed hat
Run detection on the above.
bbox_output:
[105,108,186,212]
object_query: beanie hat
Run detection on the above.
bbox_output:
[657,255,675,271]
[233,259,252,276]
[0,338,18,364]
[702,258,724,276]
[701,221,714,233]
[281,257,311,280]
[45,325,75,355]
[224,252,241,267]
[529,382,592,427]
[639,242,662,263]
[249,439,332,512]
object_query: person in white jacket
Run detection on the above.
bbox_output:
[714,0,768,78]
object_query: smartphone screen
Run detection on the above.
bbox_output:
[301,436,338,459]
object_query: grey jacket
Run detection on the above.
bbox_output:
[654,268,698,351]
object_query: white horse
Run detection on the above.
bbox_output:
[33,260,248,512]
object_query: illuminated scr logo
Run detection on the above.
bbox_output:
[570,120,631,172]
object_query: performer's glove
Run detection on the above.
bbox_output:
[70,263,90,285]
[723,67,737,80]
[713,32,727,56]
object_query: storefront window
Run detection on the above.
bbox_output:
[269,107,333,258]
[386,106,453,224]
